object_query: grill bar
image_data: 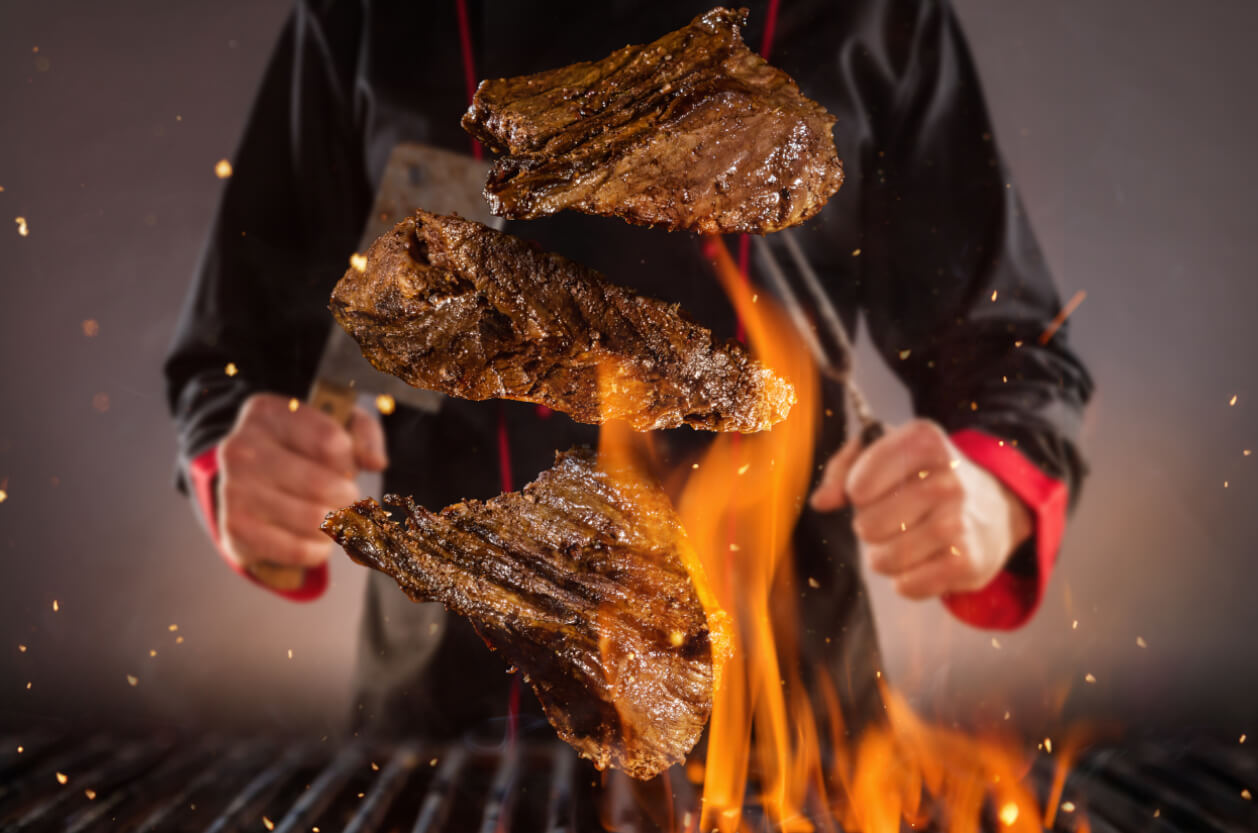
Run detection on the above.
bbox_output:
[412,743,469,833]
[131,742,264,833]
[9,740,169,832]
[344,744,421,833]
[204,746,307,833]
[544,742,576,833]
[477,742,522,833]
[272,744,365,833]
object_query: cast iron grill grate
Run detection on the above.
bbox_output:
[0,734,1253,832]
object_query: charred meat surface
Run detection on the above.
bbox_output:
[321,449,732,780]
[330,210,794,432]
[461,7,844,234]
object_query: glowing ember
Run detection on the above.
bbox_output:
[1061,801,1075,813]
[1241,734,1247,744]
[214,159,233,179]
[55,772,68,785]
[992,637,1002,649]
[82,319,99,337]
[1229,394,1238,406]
[1245,450,1252,457]
[1244,789,1253,801]
[169,624,178,632]
[262,816,275,831]
[998,801,1019,826]
[126,674,138,686]
[898,349,912,360]
[52,600,59,612]
[287,649,293,659]
[1044,737,1053,753]
[1072,619,1079,629]
[288,398,299,412]
[991,290,998,302]
[16,746,22,754]
[84,788,97,800]
[1038,290,1087,345]
[0,489,7,504]
[371,761,380,771]
[1137,636,1147,648]
[176,636,184,644]
[852,248,861,256]
[375,393,396,415]
[429,758,438,766]
[15,216,29,237]
[149,649,156,657]
[349,253,368,273]
[225,362,239,377]
[1085,673,1097,684]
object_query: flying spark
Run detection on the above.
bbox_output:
[224,362,238,377]
[371,762,379,771]
[737,463,750,475]
[1229,394,1238,406]
[262,816,275,831]
[1137,636,1147,648]
[1085,673,1097,684]
[1038,290,1087,344]
[0,490,7,504]
[349,253,368,273]
[375,394,395,415]
[1243,789,1252,801]
[991,637,1001,649]
[807,577,820,589]
[82,319,99,337]
[84,788,96,800]
[149,649,156,657]
[287,649,293,659]
[15,217,29,237]
[852,248,861,257]
[1061,801,1075,813]
[991,290,998,302]
[126,674,138,686]
[52,600,59,612]
[214,159,233,179]
[288,398,299,412]
[169,624,178,632]
[1045,737,1053,753]
[998,801,1019,826]
[1241,734,1247,744]
[56,772,68,785]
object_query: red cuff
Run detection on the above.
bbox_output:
[941,429,1068,630]
[188,446,328,602]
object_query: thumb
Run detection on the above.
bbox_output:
[809,437,862,512]
[347,406,389,472]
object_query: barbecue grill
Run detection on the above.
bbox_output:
[1,732,1254,833]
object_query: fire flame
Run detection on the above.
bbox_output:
[592,236,1091,832]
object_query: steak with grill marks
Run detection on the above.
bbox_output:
[461,7,844,234]
[321,448,732,780]
[329,210,795,432]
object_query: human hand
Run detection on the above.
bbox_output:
[809,419,1032,600]
[217,393,387,574]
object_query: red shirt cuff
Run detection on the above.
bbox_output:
[941,429,1068,630]
[188,445,328,602]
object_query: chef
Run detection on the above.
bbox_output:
[165,0,1091,743]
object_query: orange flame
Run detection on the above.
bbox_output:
[593,235,1093,833]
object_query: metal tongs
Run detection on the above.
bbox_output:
[751,230,885,447]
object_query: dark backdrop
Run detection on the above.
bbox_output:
[1,1,1255,737]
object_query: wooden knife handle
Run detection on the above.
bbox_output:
[244,378,360,593]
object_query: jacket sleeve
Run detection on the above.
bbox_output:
[163,1,371,595]
[857,0,1094,628]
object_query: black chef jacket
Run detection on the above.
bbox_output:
[164,0,1093,743]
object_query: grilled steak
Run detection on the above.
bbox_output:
[461,7,844,234]
[330,210,794,432]
[322,449,732,780]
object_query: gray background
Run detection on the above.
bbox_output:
[1,0,1255,738]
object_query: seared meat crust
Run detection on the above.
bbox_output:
[322,449,731,780]
[462,7,844,233]
[330,210,794,432]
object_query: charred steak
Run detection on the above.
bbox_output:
[322,448,732,780]
[461,7,844,234]
[330,210,794,432]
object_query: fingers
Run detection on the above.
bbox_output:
[222,479,333,542]
[241,394,357,476]
[219,503,332,569]
[809,436,863,511]
[348,406,388,471]
[851,468,963,543]
[846,419,955,508]
[893,549,973,600]
[222,432,359,507]
[863,499,964,577]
